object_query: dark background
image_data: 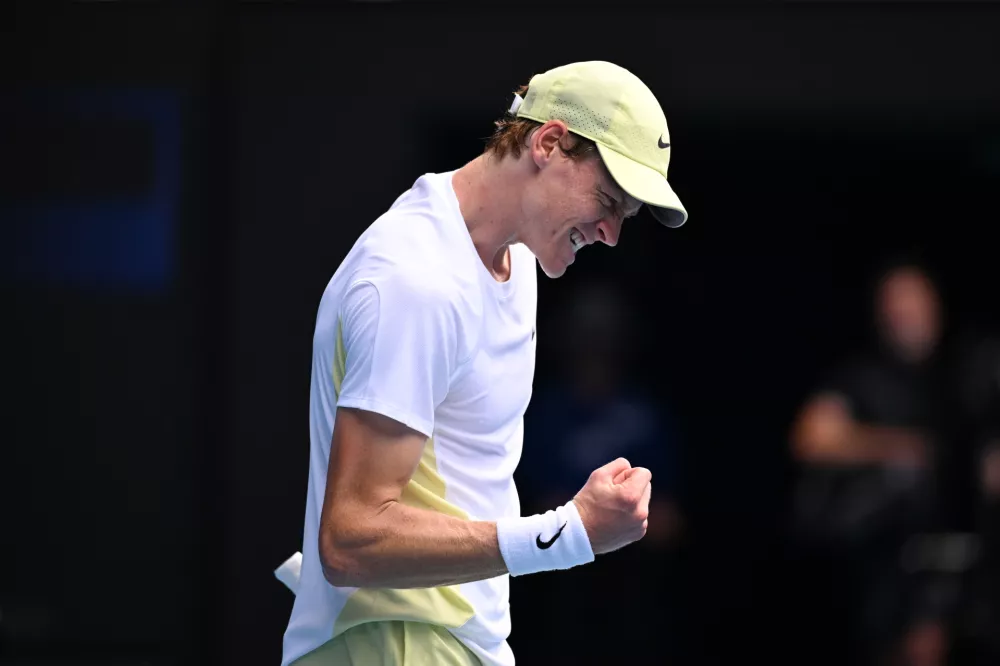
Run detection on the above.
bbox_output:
[4,2,999,664]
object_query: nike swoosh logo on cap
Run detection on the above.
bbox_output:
[658,135,670,149]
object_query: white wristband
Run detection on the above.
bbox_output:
[496,500,595,577]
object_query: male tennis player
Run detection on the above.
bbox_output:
[281,61,688,666]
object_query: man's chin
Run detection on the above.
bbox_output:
[538,260,567,279]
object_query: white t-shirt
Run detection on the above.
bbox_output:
[281,171,538,666]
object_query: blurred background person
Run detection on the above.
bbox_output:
[514,276,687,662]
[949,334,1000,666]
[964,431,1000,665]
[787,260,964,666]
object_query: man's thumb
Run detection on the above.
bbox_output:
[600,457,631,482]
[623,466,652,490]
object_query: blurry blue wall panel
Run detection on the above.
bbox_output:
[1,89,179,291]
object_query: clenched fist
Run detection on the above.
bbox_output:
[572,457,651,555]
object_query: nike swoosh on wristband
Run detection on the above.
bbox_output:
[535,522,568,549]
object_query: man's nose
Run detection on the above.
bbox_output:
[595,217,621,247]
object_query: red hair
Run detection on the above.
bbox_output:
[484,84,598,162]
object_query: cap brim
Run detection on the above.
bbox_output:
[597,144,688,228]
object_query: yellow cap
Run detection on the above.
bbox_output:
[515,61,687,228]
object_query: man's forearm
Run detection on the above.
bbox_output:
[802,424,927,465]
[841,424,928,464]
[794,396,928,466]
[321,500,508,589]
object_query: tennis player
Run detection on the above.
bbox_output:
[281,61,688,666]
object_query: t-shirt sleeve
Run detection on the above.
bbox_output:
[335,272,462,439]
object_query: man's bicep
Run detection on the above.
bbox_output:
[323,406,428,520]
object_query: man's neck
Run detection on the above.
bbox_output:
[451,154,527,282]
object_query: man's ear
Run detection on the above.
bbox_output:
[529,120,570,169]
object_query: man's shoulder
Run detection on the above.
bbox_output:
[355,178,474,271]
[346,254,482,334]
[372,262,473,312]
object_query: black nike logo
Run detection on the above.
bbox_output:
[535,522,567,549]
[658,135,670,149]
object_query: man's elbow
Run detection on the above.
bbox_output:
[790,397,852,463]
[790,416,819,461]
[319,523,372,588]
[792,425,844,463]
[791,425,826,462]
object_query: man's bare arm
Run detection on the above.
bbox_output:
[791,393,928,465]
[319,406,508,589]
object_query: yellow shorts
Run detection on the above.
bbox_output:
[291,621,481,666]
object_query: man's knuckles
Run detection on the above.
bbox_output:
[615,490,640,509]
[617,484,651,509]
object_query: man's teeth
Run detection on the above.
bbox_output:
[570,229,585,253]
